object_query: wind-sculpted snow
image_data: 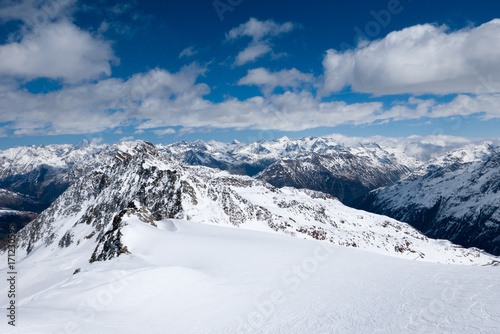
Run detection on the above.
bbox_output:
[353,143,500,255]
[11,141,497,265]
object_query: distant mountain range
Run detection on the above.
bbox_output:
[163,136,418,203]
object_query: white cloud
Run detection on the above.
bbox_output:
[226,17,294,41]
[3,64,500,136]
[431,94,500,119]
[238,67,314,95]
[0,0,116,83]
[153,128,176,136]
[110,3,133,15]
[0,64,209,136]
[226,18,296,66]
[322,19,500,96]
[234,43,271,66]
[2,2,498,141]
[134,91,387,131]
[90,136,104,145]
[0,20,116,83]
[179,46,198,58]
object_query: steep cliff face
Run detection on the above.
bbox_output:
[353,143,500,255]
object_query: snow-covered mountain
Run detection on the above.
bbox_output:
[2,140,499,333]
[353,143,500,256]
[0,141,153,238]
[0,135,417,240]
[0,134,481,216]
[13,141,497,265]
[0,141,110,225]
[162,135,498,204]
[162,136,417,203]
[1,134,497,255]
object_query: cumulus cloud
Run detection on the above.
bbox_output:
[136,91,386,131]
[238,67,314,95]
[322,19,500,96]
[226,17,295,40]
[233,43,272,66]
[431,94,500,119]
[3,13,500,138]
[226,18,296,66]
[0,0,116,83]
[0,20,115,83]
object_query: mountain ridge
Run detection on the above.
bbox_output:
[352,144,500,255]
[10,141,497,266]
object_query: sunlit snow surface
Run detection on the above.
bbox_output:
[1,217,499,334]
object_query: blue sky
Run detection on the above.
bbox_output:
[0,0,499,148]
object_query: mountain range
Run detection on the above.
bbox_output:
[15,140,495,265]
[1,135,499,256]
[1,138,499,333]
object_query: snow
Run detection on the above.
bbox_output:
[1,217,499,333]
[372,144,500,219]
[0,209,30,216]
[0,135,496,184]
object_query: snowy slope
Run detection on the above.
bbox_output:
[0,140,152,237]
[353,143,500,255]
[1,216,499,334]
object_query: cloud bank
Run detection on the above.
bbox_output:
[0,9,500,138]
[322,19,500,96]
